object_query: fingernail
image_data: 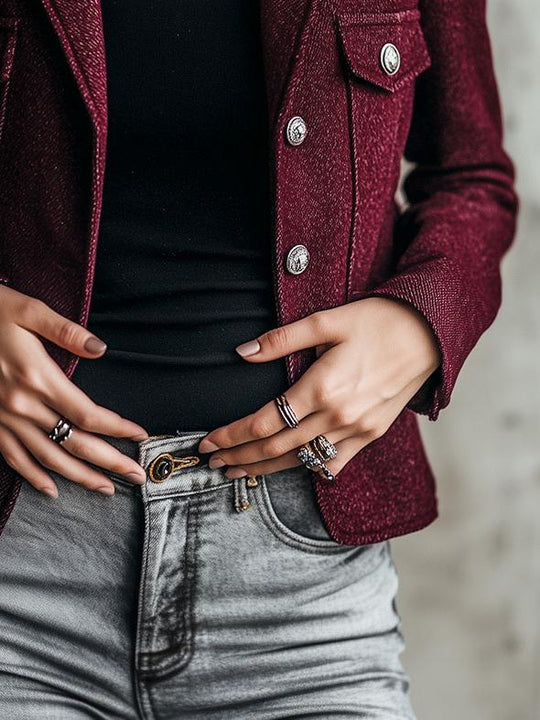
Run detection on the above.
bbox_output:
[235,339,260,357]
[132,433,149,442]
[225,467,249,479]
[42,487,58,498]
[97,485,115,496]
[199,439,219,452]
[84,336,107,354]
[208,456,226,469]
[127,471,147,484]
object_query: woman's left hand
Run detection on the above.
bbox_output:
[198,297,442,479]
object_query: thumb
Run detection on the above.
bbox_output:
[20,299,107,358]
[235,312,334,362]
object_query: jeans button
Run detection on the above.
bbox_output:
[148,453,174,483]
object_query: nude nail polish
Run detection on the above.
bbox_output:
[235,339,260,357]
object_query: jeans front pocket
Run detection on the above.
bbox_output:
[254,465,382,561]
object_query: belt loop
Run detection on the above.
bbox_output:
[233,476,250,513]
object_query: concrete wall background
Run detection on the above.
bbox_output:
[392,2,540,718]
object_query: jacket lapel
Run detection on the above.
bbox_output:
[259,0,315,126]
[38,0,107,134]
[37,0,316,141]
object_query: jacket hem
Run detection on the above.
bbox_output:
[326,504,439,546]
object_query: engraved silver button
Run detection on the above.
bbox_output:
[285,116,308,146]
[285,244,310,275]
[380,43,401,75]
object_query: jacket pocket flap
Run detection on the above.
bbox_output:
[336,9,431,92]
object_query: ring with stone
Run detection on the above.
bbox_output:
[296,444,336,482]
[309,434,337,462]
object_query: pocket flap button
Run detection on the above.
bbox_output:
[380,43,401,75]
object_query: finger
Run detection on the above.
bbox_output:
[39,361,148,440]
[207,412,349,469]
[316,435,370,479]
[199,351,341,452]
[222,434,368,479]
[6,417,118,495]
[199,397,311,454]
[0,423,59,497]
[229,383,419,479]
[235,311,338,362]
[6,401,147,484]
[57,429,147,485]
[16,295,109,358]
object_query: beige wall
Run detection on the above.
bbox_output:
[392,2,540,718]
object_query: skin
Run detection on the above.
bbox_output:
[198,296,441,479]
[0,285,441,497]
[0,285,149,497]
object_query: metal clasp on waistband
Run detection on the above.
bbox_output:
[148,452,200,483]
[233,475,259,512]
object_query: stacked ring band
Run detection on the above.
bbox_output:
[274,393,300,428]
[47,417,73,445]
[309,434,337,461]
[296,444,336,483]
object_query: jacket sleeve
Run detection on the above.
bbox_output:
[349,0,519,421]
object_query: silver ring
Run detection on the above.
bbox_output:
[47,417,73,445]
[309,434,338,461]
[274,393,300,429]
[296,444,335,482]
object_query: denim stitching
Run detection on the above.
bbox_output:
[254,477,369,556]
[138,495,200,681]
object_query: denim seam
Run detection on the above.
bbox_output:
[134,488,153,717]
[136,492,153,676]
[145,482,232,502]
[138,496,199,682]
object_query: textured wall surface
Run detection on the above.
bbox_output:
[392,2,540,718]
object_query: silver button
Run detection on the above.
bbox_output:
[285,116,308,146]
[285,244,310,275]
[380,43,401,75]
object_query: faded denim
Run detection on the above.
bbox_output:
[0,430,416,719]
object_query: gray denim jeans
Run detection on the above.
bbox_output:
[0,430,416,719]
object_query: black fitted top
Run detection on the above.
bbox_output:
[70,0,288,434]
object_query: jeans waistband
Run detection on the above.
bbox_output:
[100,430,244,498]
[91,430,335,538]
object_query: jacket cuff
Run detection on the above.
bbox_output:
[348,258,475,421]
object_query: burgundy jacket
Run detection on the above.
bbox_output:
[0,0,518,544]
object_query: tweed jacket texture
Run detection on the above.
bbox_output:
[0,0,518,544]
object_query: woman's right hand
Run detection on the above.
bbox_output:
[0,285,150,498]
